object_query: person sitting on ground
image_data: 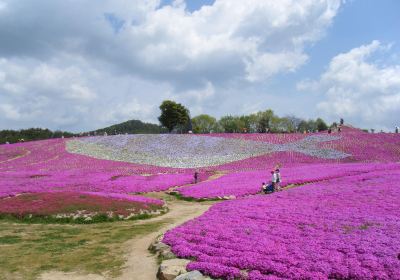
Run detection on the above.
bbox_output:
[262,181,274,194]
[262,182,268,194]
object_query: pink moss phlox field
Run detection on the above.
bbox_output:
[0,191,163,217]
[80,192,164,205]
[318,127,400,162]
[164,167,400,279]
[0,170,193,199]
[190,128,400,172]
[0,139,195,199]
[177,162,400,199]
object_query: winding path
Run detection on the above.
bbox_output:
[40,197,214,280]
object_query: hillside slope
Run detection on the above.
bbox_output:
[91,119,166,135]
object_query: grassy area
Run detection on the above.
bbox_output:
[0,218,170,280]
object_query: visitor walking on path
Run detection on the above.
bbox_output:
[194,171,199,184]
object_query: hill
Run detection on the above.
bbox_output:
[90,119,166,135]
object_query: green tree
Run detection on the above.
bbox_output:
[316,118,328,131]
[218,115,243,133]
[158,100,190,132]
[256,109,274,133]
[298,120,309,133]
[191,114,217,133]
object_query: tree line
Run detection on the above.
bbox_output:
[158,100,329,134]
[0,100,332,144]
[0,128,75,144]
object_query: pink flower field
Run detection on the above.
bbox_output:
[0,138,193,220]
[164,168,400,279]
[0,191,164,221]
[1,127,400,278]
[177,162,400,199]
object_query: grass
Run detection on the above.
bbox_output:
[0,219,170,280]
[0,207,167,225]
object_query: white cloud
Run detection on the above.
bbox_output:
[0,0,342,131]
[298,40,400,130]
[0,104,21,120]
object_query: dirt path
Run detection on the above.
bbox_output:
[40,198,214,280]
[118,199,213,280]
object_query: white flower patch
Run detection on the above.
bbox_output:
[66,134,350,168]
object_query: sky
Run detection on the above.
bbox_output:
[0,0,399,132]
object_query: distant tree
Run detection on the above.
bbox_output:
[191,114,217,133]
[218,116,242,133]
[298,120,309,133]
[285,115,303,132]
[0,128,75,144]
[256,109,274,133]
[307,120,317,132]
[158,100,190,132]
[316,118,328,131]
[269,116,282,133]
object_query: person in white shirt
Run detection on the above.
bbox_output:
[270,170,277,190]
[274,168,282,191]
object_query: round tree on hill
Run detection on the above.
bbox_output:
[158,100,190,132]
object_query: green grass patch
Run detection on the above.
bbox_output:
[0,235,21,244]
[169,192,223,202]
[0,208,167,224]
[0,219,170,279]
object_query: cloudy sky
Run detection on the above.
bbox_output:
[0,0,399,132]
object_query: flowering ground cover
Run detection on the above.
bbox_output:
[0,139,194,221]
[67,134,350,168]
[0,170,194,198]
[210,127,400,165]
[164,167,400,279]
[177,162,400,199]
[0,191,164,222]
[1,127,400,277]
[318,126,400,162]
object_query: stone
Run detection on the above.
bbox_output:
[175,270,211,280]
[157,259,190,280]
[149,241,170,253]
[148,239,176,260]
[159,247,176,260]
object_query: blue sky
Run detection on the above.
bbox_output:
[302,0,400,76]
[0,0,400,131]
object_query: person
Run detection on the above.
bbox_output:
[396,126,399,134]
[270,170,277,190]
[274,168,282,191]
[194,171,199,184]
[261,182,268,194]
[262,181,274,194]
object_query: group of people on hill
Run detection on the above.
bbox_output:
[262,167,281,194]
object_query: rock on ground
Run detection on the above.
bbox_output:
[175,270,212,280]
[157,259,190,280]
